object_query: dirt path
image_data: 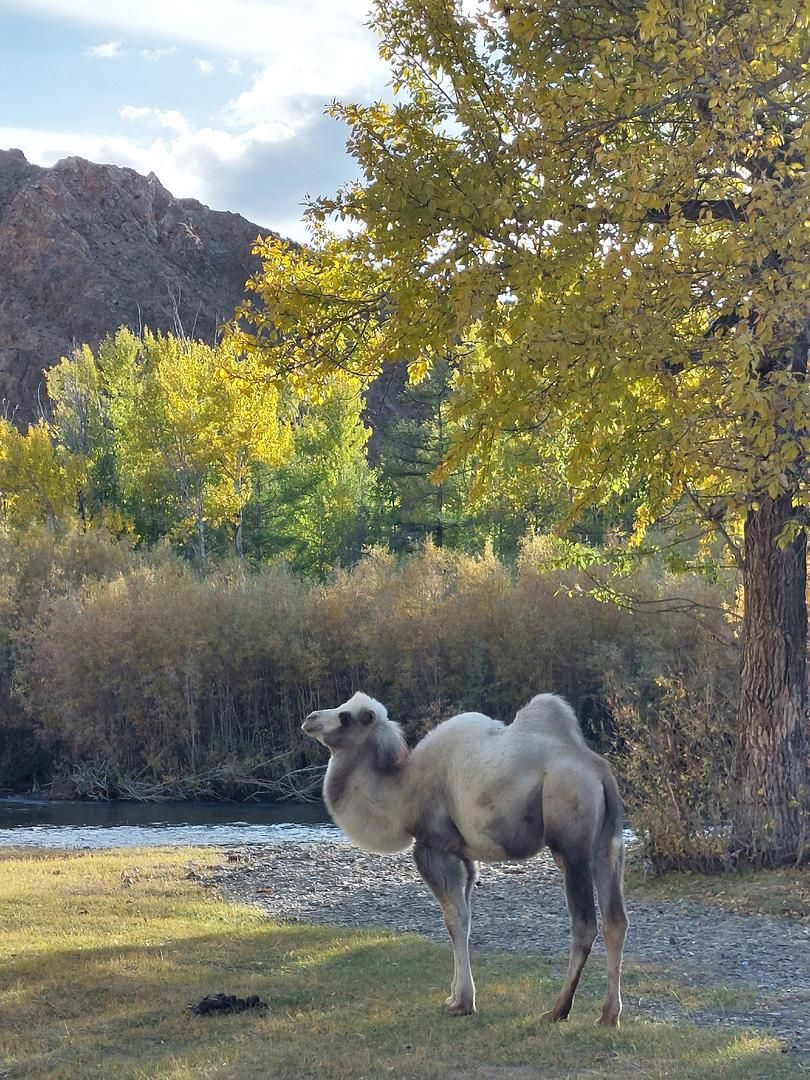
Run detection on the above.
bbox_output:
[208,842,809,1059]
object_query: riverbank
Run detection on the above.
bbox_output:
[1,845,800,1079]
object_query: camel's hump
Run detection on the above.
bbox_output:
[511,693,586,746]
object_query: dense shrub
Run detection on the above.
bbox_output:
[312,539,648,730]
[604,626,740,871]
[16,560,318,783]
[6,531,740,838]
[0,525,142,788]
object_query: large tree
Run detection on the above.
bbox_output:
[237,0,809,864]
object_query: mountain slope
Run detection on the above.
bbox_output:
[0,148,273,421]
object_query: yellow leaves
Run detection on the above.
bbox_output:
[130,334,292,532]
[505,7,544,43]
[636,0,673,44]
[630,504,654,547]
[781,440,802,465]
[235,232,391,393]
[0,420,86,527]
[228,0,810,549]
[28,330,298,551]
[776,519,804,549]
[408,359,431,384]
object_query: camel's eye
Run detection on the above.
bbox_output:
[338,711,352,726]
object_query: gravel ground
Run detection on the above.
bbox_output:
[206,842,810,1059]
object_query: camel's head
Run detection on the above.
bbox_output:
[302,691,391,752]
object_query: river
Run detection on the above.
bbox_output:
[0,796,345,848]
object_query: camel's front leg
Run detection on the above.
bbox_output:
[414,843,476,1015]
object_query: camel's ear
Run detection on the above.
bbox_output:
[358,707,376,726]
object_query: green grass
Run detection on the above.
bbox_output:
[0,847,799,1079]
[627,865,810,923]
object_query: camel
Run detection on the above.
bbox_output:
[302,691,628,1025]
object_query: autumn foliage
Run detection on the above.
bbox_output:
[1,0,807,867]
[236,0,809,865]
[0,526,738,862]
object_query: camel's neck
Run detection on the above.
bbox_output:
[324,730,412,855]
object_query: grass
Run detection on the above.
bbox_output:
[0,847,800,1080]
[626,865,810,923]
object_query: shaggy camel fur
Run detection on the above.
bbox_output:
[302,691,628,1024]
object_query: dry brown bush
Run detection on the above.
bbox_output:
[0,525,142,788]
[602,605,741,870]
[16,559,319,783]
[7,531,741,854]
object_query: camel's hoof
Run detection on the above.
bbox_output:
[597,1011,620,1028]
[541,1009,568,1024]
[445,998,476,1016]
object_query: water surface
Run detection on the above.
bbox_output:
[0,797,345,849]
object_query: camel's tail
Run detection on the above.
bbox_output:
[601,768,625,875]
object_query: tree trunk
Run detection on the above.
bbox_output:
[197,511,207,564]
[734,495,809,866]
[234,469,245,557]
[235,508,244,557]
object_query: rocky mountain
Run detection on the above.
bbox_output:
[0,149,274,422]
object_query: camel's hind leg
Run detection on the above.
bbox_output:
[594,844,628,1026]
[414,843,477,1015]
[543,852,598,1023]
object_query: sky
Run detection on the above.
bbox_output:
[0,0,392,239]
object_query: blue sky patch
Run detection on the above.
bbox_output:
[0,0,388,238]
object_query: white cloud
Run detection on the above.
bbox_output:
[227,35,383,136]
[3,0,389,240]
[139,46,177,62]
[120,106,190,135]
[85,39,123,58]
[8,0,380,65]
[0,124,205,198]
[15,0,389,137]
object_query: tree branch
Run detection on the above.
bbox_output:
[645,198,748,224]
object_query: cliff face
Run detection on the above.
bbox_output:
[0,149,273,421]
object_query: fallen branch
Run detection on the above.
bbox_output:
[39,760,327,803]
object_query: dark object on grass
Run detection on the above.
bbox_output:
[187,993,269,1016]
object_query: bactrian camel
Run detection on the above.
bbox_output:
[302,691,628,1024]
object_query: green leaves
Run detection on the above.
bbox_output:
[246,376,374,575]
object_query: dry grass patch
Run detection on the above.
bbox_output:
[627,866,810,923]
[0,847,796,1080]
